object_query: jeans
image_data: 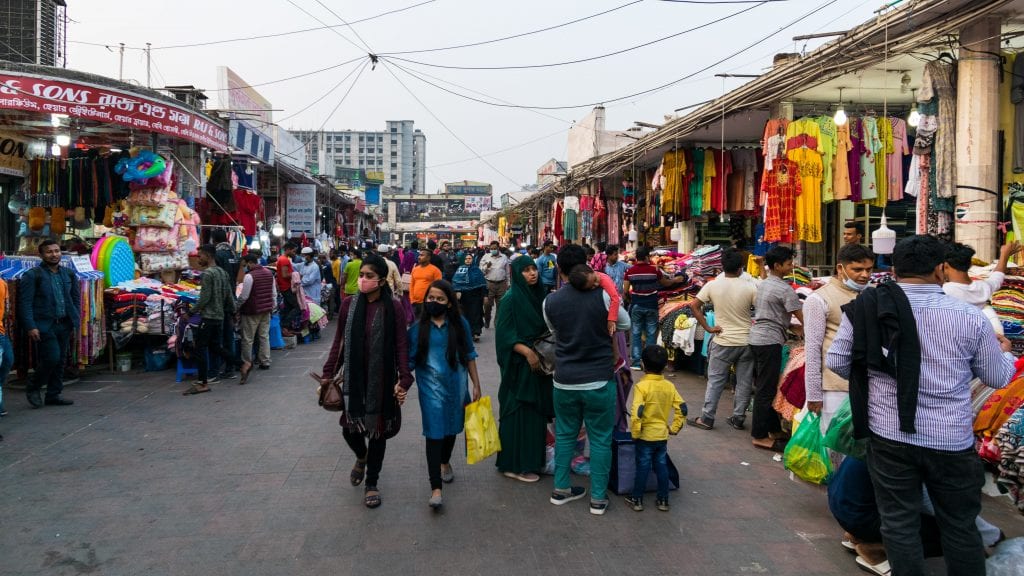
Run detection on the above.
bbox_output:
[868,435,986,576]
[425,435,457,490]
[343,428,387,487]
[701,342,754,425]
[0,334,13,412]
[750,344,783,439]
[281,290,301,330]
[30,320,72,400]
[629,306,660,365]
[553,381,616,502]
[239,312,271,366]
[632,439,669,501]
[211,315,237,376]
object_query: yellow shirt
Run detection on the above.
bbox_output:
[630,374,686,441]
[331,258,342,284]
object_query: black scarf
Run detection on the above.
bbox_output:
[841,282,921,439]
[343,290,400,438]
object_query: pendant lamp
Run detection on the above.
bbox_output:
[628,226,638,242]
[670,224,681,242]
[907,89,921,127]
[872,213,896,255]
[833,87,848,126]
[271,222,285,237]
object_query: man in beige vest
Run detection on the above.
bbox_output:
[804,243,874,431]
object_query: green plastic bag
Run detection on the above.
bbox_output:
[823,397,868,460]
[783,411,833,484]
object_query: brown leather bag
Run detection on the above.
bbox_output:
[314,372,343,412]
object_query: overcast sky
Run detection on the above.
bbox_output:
[65,0,879,193]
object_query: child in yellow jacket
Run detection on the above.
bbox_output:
[627,345,686,512]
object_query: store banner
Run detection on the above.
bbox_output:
[0,72,228,150]
[0,131,29,177]
[286,183,316,235]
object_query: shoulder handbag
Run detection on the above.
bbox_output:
[316,371,344,412]
[530,332,557,375]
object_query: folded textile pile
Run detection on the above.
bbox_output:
[993,277,1024,339]
[786,267,813,287]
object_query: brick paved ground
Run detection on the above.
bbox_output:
[0,324,1021,576]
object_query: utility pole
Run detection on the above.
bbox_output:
[118,42,124,81]
[145,43,151,88]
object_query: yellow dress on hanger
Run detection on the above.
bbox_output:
[702,150,716,211]
[833,123,853,201]
[868,118,893,208]
[661,150,686,216]
[786,146,823,243]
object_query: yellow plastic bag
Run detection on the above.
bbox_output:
[465,396,501,465]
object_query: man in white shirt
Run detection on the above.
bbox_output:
[479,241,510,329]
[297,247,322,303]
[942,240,1020,337]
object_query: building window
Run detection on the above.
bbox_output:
[359,148,364,154]
[391,163,397,169]
[377,148,383,154]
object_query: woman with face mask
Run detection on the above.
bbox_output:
[452,252,488,342]
[803,243,875,439]
[318,255,413,509]
[407,280,482,509]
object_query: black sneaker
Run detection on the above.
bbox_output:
[219,371,237,380]
[26,389,42,409]
[624,496,643,511]
[549,486,586,505]
[726,416,746,430]
[590,499,609,515]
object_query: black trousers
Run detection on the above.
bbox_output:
[211,315,237,375]
[750,344,783,440]
[868,435,986,576]
[281,290,301,330]
[426,435,457,490]
[343,428,387,488]
[459,288,485,336]
[30,319,72,399]
[196,319,241,383]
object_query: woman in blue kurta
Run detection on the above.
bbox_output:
[406,280,482,509]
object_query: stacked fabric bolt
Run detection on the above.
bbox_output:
[786,267,813,286]
[993,277,1024,339]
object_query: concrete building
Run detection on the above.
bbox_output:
[289,120,426,194]
[383,180,492,248]
[0,0,67,67]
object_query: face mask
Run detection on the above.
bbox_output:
[358,278,380,294]
[424,301,448,317]
[490,249,499,256]
[839,266,868,292]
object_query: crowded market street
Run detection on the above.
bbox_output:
[0,322,1020,576]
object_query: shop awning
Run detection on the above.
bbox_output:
[566,0,1016,185]
[0,61,227,150]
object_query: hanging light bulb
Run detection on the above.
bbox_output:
[55,134,71,147]
[249,239,261,250]
[907,89,921,127]
[50,142,61,156]
[833,87,848,126]
[271,222,285,237]
[669,224,681,242]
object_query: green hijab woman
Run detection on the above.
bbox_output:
[495,255,554,482]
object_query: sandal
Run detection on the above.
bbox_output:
[182,384,210,396]
[364,487,381,508]
[855,556,890,576]
[753,438,788,452]
[350,459,367,486]
[502,471,540,483]
[689,417,713,430]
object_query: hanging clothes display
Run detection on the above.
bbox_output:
[920,60,957,198]
[660,150,686,218]
[785,118,824,243]
[816,116,838,203]
[710,149,731,214]
[762,159,801,244]
[847,118,865,201]
[689,148,706,217]
[580,194,594,240]
[858,116,882,202]
[563,195,579,242]
[761,118,791,194]
[701,149,716,212]
[833,121,853,201]
[887,117,911,201]
[730,148,759,212]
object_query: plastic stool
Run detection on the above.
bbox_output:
[176,357,198,383]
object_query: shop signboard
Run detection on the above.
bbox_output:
[217,67,273,129]
[0,131,29,177]
[463,195,491,213]
[286,183,316,235]
[0,72,227,150]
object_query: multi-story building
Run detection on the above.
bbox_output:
[290,120,426,194]
[0,0,67,67]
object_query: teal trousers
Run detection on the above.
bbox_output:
[553,381,616,502]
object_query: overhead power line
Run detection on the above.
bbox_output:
[203,55,367,92]
[276,56,368,123]
[67,0,437,51]
[386,1,766,70]
[382,0,841,110]
[278,59,371,158]
[285,0,366,53]
[380,60,522,188]
[379,0,644,56]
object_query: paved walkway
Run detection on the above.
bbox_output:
[0,324,1021,576]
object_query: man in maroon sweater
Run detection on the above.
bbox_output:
[237,253,277,382]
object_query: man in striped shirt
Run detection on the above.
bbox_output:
[623,246,685,370]
[827,234,1015,576]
